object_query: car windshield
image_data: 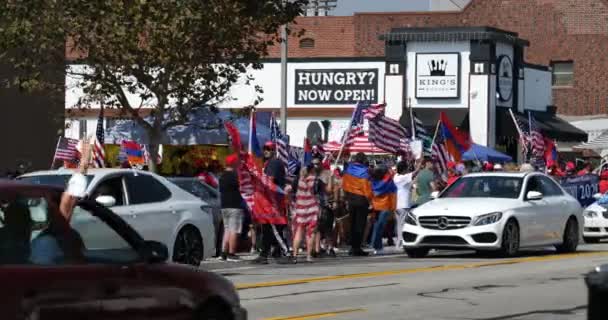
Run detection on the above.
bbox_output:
[18,174,94,188]
[441,176,523,199]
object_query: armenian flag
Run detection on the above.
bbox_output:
[544,137,557,163]
[439,112,471,162]
[342,162,372,200]
[248,111,263,168]
[121,140,145,164]
[371,172,397,211]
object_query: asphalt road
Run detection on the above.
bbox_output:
[203,244,608,320]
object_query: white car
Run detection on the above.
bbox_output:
[403,172,583,258]
[19,169,215,265]
[582,195,608,243]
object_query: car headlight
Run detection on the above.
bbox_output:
[405,211,418,226]
[584,210,599,218]
[473,212,503,226]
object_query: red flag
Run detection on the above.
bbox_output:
[224,121,287,225]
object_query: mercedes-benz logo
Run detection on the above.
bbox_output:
[437,216,449,230]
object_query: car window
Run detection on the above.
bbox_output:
[18,174,94,188]
[0,195,138,265]
[125,173,171,205]
[441,176,523,199]
[91,176,126,206]
[70,206,140,264]
[525,176,542,194]
[538,176,563,196]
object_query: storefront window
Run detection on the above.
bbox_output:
[551,61,574,87]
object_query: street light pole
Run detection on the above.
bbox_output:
[280,23,288,135]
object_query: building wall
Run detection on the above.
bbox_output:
[429,0,471,11]
[272,0,608,116]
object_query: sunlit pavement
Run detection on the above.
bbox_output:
[202,243,608,320]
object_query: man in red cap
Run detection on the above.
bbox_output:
[251,140,288,264]
[218,154,245,261]
[565,162,576,177]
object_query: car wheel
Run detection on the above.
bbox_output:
[404,248,430,258]
[556,218,579,253]
[584,237,601,244]
[196,299,234,320]
[499,219,520,257]
[173,225,205,266]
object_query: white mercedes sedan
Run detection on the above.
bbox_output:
[403,172,583,258]
[19,168,215,266]
[581,194,608,243]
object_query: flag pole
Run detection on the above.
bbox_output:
[431,120,441,145]
[508,108,526,163]
[333,104,360,167]
[50,137,61,169]
[409,98,415,139]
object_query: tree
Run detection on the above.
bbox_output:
[0,0,306,172]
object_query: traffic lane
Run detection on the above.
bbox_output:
[227,247,608,320]
[211,244,608,285]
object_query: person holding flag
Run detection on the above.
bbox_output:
[342,152,373,256]
[250,141,289,264]
[369,163,397,255]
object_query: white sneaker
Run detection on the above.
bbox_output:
[373,249,384,255]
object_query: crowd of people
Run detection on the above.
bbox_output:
[214,141,608,264]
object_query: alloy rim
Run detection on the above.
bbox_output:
[174,228,203,266]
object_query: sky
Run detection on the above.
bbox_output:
[332,0,430,16]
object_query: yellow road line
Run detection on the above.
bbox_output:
[262,308,365,320]
[236,251,608,290]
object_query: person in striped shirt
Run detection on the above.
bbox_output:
[291,163,322,263]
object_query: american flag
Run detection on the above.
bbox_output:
[362,103,386,120]
[432,127,450,178]
[270,113,290,170]
[344,101,368,145]
[54,137,79,161]
[368,112,410,155]
[528,113,545,159]
[413,113,432,156]
[91,107,106,168]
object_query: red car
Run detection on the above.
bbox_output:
[0,180,246,320]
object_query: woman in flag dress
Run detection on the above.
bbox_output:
[291,163,321,263]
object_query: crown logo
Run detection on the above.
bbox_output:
[428,59,447,76]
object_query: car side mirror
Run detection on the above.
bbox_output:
[141,240,169,263]
[430,191,440,199]
[95,195,116,207]
[527,191,543,201]
[594,193,603,200]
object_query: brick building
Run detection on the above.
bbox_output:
[268,0,608,117]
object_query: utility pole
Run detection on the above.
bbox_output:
[280,23,288,134]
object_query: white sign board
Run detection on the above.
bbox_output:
[415,53,460,99]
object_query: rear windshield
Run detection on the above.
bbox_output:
[18,175,94,188]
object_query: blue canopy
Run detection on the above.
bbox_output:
[462,143,513,163]
[105,109,272,146]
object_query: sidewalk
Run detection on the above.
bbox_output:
[201,245,406,269]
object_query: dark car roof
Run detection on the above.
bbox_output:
[0,179,64,195]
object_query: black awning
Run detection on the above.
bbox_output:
[496,108,587,142]
[400,108,469,132]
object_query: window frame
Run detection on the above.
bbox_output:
[124,173,172,205]
[299,38,315,49]
[550,61,574,87]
